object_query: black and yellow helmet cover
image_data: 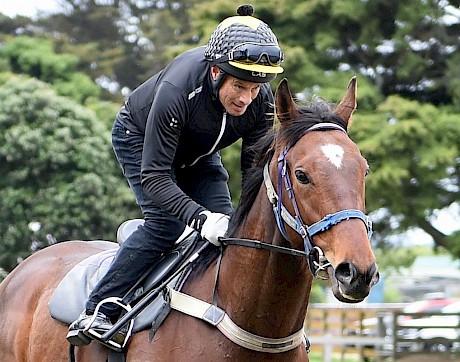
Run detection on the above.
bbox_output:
[204,4,284,83]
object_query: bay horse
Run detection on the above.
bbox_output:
[0,77,379,362]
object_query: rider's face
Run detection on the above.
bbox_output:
[215,71,261,117]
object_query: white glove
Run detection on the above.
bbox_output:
[198,210,229,246]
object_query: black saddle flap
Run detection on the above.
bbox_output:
[129,230,199,304]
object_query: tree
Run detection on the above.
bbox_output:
[32,0,201,96]
[254,0,459,104]
[178,0,454,113]
[1,0,458,103]
[0,75,139,272]
[0,0,458,262]
[350,94,459,257]
[1,36,100,104]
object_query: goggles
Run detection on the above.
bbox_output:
[216,43,284,67]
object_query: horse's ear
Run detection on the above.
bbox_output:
[275,78,299,125]
[335,76,357,127]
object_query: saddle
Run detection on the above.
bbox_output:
[49,220,202,350]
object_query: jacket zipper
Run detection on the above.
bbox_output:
[186,112,227,167]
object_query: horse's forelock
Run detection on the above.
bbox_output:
[277,100,347,146]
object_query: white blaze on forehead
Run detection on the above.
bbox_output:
[321,144,344,169]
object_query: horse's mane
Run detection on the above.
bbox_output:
[192,97,347,276]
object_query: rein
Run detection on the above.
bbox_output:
[220,237,306,257]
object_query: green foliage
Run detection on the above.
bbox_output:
[352,97,459,257]
[52,72,100,104]
[0,0,459,266]
[2,0,458,104]
[308,352,359,362]
[384,287,402,303]
[446,52,460,107]
[278,46,322,93]
[447,231,460,258]
[0,75,138,271]
[186,0,457,105]
[0,267,6,282]
[27,0,202,93]
[1,36,100,103]
[374,247,418,274]
[85,98,121,128]
[310,280,328,303]
[2,36,78,81]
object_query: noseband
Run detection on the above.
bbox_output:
[263,122,373,278]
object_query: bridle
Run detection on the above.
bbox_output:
[224,122,373,279]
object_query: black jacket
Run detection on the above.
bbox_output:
[117,46,274,225]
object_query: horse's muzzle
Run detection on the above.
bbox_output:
[329,261,380,303]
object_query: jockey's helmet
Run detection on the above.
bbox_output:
[204,4,284,83]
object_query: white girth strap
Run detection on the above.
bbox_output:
[168,287,306,353]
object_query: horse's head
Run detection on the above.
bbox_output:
[271,77,379,303]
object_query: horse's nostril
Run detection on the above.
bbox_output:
[370,267,380,286]
[335,262,380,287]
[335,262,354,284]
[364,263,379,285]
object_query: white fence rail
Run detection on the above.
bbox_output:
[305,303,460,362]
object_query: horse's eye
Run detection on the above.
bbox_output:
[365,167,370,177]
[295,170,310,184]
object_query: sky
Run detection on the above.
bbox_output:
[0,0,60,18]
[1,1,459,20]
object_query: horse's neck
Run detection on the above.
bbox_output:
[217,191,312,337]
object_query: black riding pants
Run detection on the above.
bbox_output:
[85,118,233,316]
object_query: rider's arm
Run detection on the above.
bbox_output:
[141,81,204,225]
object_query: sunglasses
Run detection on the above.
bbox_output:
[217,43,284,66]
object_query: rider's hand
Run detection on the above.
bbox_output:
[190,210,229,246]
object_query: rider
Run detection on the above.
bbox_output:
[68,4,284,343]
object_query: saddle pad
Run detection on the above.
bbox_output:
[48,231,199,333]
[48,246,118,324]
